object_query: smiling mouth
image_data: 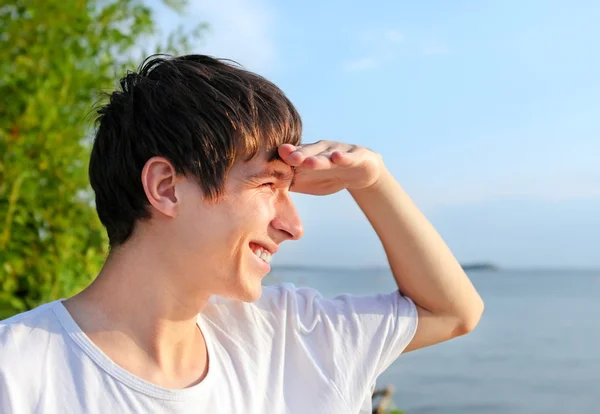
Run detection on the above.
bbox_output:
[249,242,273,263]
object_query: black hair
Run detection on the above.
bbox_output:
[89,54,302,247]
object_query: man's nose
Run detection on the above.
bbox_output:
[271,196,304,241]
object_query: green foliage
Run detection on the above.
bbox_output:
[0,0,205,319]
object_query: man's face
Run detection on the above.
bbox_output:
[171,151,303,302]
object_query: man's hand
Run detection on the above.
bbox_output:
[278,141,384,195]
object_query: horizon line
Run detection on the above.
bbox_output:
[270,263,600,272]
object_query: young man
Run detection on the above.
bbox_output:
[0,54,483,413]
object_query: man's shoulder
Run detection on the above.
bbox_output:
[200,283,313,332]
[0,299,63,330]
[204,283,291,316]
[207,283,321,314]
[256,282,313,307]
[0,300,65,358]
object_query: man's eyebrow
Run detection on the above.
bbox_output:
[248,167,295,187]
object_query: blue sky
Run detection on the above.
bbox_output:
[147,0,600,268]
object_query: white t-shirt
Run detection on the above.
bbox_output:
[0,283,417,414]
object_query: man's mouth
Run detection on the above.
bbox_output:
[249,242,273,264]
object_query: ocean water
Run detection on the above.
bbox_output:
[264,267,600,414]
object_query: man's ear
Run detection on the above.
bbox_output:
[141,156,181,218]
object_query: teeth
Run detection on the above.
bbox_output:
[252,247,272,263]
[260,251,271,263]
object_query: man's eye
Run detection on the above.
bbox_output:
[261,182,276,189]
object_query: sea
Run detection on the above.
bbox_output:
[263,267,600,414]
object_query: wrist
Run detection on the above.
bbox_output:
[348,166,394,197]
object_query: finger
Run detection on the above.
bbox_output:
[278,144,305,167]
[282,150,306,167]
[330,150,355,167]
[280,142,332,167]
[298,154,334,170]
[278,143,297,159]
[278,144,302,166]
[293,140,331,158]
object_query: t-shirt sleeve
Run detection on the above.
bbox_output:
[273,283,418,410]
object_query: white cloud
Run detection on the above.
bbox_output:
[342,28,403,73]
[342,57,380,73]
[410,177,600,209]
[421,41,450,56]
[148,0,277,74]
[385,29,404,44]
[394,133,600,208]
[189,0,276,72]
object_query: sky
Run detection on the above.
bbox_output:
[145,0,600,269]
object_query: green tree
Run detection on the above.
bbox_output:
[0,0,205,319]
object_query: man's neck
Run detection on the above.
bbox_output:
[62,244,211,389]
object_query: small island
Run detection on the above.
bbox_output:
[460,262,499,271]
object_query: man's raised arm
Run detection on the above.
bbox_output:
[350,167,484,352]
[278,140,484,352]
